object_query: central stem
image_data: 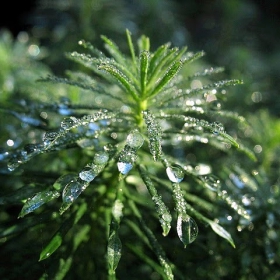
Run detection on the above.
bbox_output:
[135,99,148,128]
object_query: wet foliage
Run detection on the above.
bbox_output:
[0,28,279,280]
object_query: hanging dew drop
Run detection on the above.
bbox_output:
[166,164,185,183]
[79,166,97,182]
[117,162,133,175]
[177,214,198,247]
[126,129,144,149]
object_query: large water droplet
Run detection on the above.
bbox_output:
[126,129,144,149]
[53,173,77,191]
[177,214,198,247]
[166,164,185,183]
[117,162,133,175]
[79,166,97,182]
[62,180,86,203]
[93,151,109,165]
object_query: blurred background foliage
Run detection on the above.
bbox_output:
[0,0,279,279]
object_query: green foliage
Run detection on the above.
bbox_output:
[0,29,278,280]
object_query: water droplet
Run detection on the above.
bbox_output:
[211,121,225,135]
[79,166,97,182]
[241,194,253,206]
[166,164,184,183]
[85,122,100,137]
[61,116,79,130]
[24,143,41,154]
[62,179,86,203]
[200,175,221,191]
[43,132,58,145]
[177,214,198,247]
[7,155,23,171]
[93,151,109,165]
[53,173,77,191]
[126,129,144,149]
[117,162,133,175]
[58,97,72,115]
[194,163,212,175]
[0,148,9,161]
[229,173,245,189]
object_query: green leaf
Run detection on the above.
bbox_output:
[107,230,122,274]
[209,221,236,248]
[147,47,180,89]
[148,60,183,98]
[139,219,174,280]
[40,203,87,261]
[73,224,91,251]
[139,50,150,95]
[39,234,63,261]
[137,34,150,52]
[98,63,139,101]
[53,257,73,280]
[138,165,172,236]
[143,110,162,161]
[101,35,126,64]
[149,43,170,75]
[18,189,60,218]
[126,29,136,66]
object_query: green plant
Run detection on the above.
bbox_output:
[1,30,258,279]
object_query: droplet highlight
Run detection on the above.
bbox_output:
[166,164,185,183]
[117,162,133,175]
[126,129,144,149]
[177,214,198,247]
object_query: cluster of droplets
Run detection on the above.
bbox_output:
[160,112,225,137]
[218,189,251,220]
[211,121,225,135]
[79,151,109,182]
[200,175,221,191]
[57,150,109,214]
[143,110,162,161]
[138,165,172,236]
[200,175,251,220]
[7,143,43,171]
[117,129,144,176]
[7,111,115,173]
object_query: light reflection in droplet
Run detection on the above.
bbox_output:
[190,79,202,89]
[7,139,15,147]
[254,145,262,153]
[28,44,40,56]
